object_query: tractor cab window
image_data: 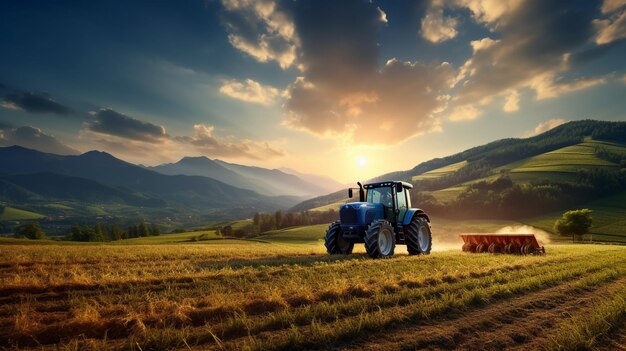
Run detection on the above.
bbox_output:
[366,187,393,208]
[396,187,407,210]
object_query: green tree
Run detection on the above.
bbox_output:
[275,210,283,229]
[150,225,160,236]
[94,223,106,240]
[111,225,123,241]
[138,222,150,237]
[222,225,233,237]
[554,209,593,239]
[14,222,46,240]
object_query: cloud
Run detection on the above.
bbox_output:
[526,118,567,137]
[377,7,388,24]
[220,0,298,69]
[503,90,519,112]
[87,108,168,143]
[594,8,626,44]
[219,78,281,105]
[421,3,458,43]
[176,124,285,159]
[0,126,80,155]
[530,74,609,100]
[448,104,481,121]
[601,0,626,14]
[447,1,605,118]
[2,91,73,116]
[279,1,455,145]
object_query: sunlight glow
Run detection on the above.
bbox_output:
[358,156,367,167]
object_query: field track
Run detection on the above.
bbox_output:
[0,244,625,350]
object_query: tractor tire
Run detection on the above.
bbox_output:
[405,216,432,255]
[324,221,354,255]
[365,220,395,259]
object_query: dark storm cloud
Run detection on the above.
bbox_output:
[88,108,168,143]
[3,91,73,116]
[0,126,80,155]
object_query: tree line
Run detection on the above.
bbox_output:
[12,221,161,241]
[219,210,339,238]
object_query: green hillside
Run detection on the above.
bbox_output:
[497,140,621,174]
[421,139,626,204]
[412,160,467,181]
[524,191,626,243]
[0,206,45,221]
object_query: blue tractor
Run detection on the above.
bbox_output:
[325,181,432,258]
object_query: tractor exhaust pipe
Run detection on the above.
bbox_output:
[357,182,365,202]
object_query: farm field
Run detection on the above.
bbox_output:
[1,224,625,350]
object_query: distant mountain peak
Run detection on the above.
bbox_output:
[178,156,212,164]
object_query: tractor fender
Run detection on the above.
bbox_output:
[402,209,430,226]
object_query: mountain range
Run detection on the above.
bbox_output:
[147,157,341,197]
[0,147,341,223]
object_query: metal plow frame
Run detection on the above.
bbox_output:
[461,233,545,255]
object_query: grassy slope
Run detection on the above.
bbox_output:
[412,160,467,181]
[0,206,45,221]
[523,191,626,243]
[450,140,622,192]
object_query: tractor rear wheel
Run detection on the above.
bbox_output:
[405,216,432,255]
[365,220,395,258]
[324,221,353,255]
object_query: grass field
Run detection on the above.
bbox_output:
[1,236,625,351]
[0,206,45,221]
[524,191,626,243]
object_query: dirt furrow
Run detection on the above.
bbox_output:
[341,275,626,351]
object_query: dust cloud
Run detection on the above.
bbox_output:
[495,225,551,245]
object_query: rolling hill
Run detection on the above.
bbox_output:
[0,146,302,221]
[292,120,626,239]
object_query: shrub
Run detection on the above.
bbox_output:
[14,222,46,240]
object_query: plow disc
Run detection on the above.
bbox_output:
[461,233,545,255]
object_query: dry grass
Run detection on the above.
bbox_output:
[0,241,625,350]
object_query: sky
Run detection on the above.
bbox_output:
[1,0,626,183]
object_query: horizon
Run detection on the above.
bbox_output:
[1,1,626,183]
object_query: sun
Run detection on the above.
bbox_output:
[358,156,367,167]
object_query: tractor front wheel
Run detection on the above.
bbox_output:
[324,221,354,255]
[365,220,396,258]
[405,216,432,255]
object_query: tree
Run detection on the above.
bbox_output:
[111,225,123,241]
[222,225,233,237]
[554,209,593,240]
[150,225,160,236]
[138,222,150,237]
[94,223,105,240]
[14,222,46,240]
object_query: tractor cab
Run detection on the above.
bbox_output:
[363,181,411,224]
[329,180,432,258]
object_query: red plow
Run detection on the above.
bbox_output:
[461,233,545,255]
